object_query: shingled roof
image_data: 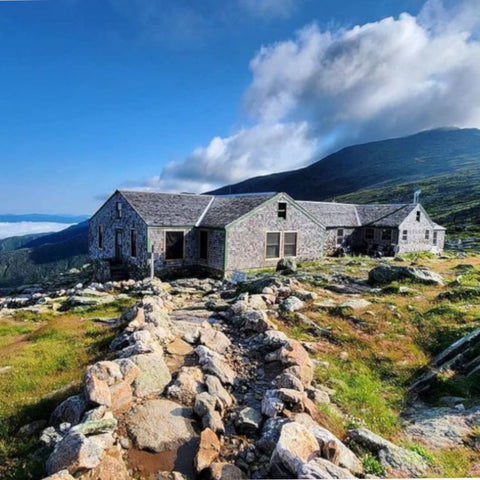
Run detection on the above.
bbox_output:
[199,193,277,228]
[119,191,214,226]
[298,202,360,227]
[356,204,417,227]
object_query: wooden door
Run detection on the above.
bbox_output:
[115,229,123,262]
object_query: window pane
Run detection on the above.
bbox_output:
[284,232,297,257]
[266,232,280,258]
[278,202,287,219]
[166,231,184,260]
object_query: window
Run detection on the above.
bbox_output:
[165,231,184,260]
[97,225,103,249]
[284,232,297,257]
[433,231,438,246]
[425,229,430,240]
[416,211,421,222]
[402,230,408,241]
[266,232,280,258]
[381,228,392,241]
[278,202,287,219]
[115,202,122,219]
[336,229,344,246]
[130,229,137,258]
[199,230,208,260]
[365,228,374,240]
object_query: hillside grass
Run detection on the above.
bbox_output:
[0,297,135,480]
[277,254,480,477]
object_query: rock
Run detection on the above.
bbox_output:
[295,290,318,301]
[200,327,231,354]
[277,258,297,274]
[109,381,134,413]
[83,372,111,407]
[273,421,320,476]
[167,366,205,406]
[18,419,47,436]
[40,427,64,448]
[209,462,245,480]
[338,299,372,310]
[194,392,218,417]
[42,470,75,480]
[130,353,172,397]
[195,428,221,473]
[113,358,140,385]
[46,432,104,475]
[249,294,268,310]
[70,418,117,437]
[276,372,304,392]
[262,330,289,349]
[348,427,427,477]
[257,417,289,455]
[242,309,271,333]
[280,296,304,313]
[205,375,233,411]
[298,457,355,479]
[261,390,284,417]
[195,346,236,385]
[294,413,363,475]
[80,446,130,480]
[125,399,196,452]
[236,407,263,433]
[307,388,331,405]
[203,411,225,435]
[50,395,87,428]
[368,265,444,286]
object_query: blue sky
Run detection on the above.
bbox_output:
[1,0,479,214]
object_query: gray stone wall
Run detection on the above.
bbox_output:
[397,206,440,253]
[197,229,225,272]
[89,192,148,269]
[324,228,358,254]
[225,196,325,272]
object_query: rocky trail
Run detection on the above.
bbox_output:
[33,268,448,480]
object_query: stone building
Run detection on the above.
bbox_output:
[298,201,446,255]
[88,190,325,278]
[89,190,446,279]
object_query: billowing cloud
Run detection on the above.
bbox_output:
[135,0,480,193]
[0,222,72,240]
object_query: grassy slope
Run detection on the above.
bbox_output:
[0,298,136,480]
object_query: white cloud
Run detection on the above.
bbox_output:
[0,222,72,240]
[133,0,480,193]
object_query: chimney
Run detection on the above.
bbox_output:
[413,189,421,204]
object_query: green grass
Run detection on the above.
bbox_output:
[362,454,384,475]
[0,298,135,480]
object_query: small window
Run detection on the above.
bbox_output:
[425,229,430,240]
[336,229,344,246]
[433,231,438,246]
[381,228,392,241]
[115,202,122,219]
[266,232,280,258]
[130,229,137,258]
[365,228,374,240]
[165,231,184,260]
[416,211,421,222]
[98,225,103,249]
[278,202,287,219]
[284,232,297,257]
[199,230,208,260]
[402,230,408,241]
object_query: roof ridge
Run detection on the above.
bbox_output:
[119,189,213,198]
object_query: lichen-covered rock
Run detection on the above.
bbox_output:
[83,372,111,407]
[368,265,444,286]
[298,457,355,479]
[273,421,320,476]
[277,258,297,274]
[79,446,129,480]
[125,399,196,452]
[50,395,87,428]
[236,407,263,433]
[280,296,304,313]
[242,310,272,333]
[195,346,236,385]
[199,327,231,354]
[205,375,233,412]
[167,366,205,406]
[130,353,172,397]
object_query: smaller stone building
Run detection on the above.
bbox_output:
[299,201,446,255]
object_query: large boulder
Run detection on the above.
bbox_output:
[348,427,428,477]
[277,258,297,274]
[368,265,443,286]
[273,421,320,476]
[125,399,196,452]
[298,457,355,479]
[50,395,87,428]
[130,353,172,397]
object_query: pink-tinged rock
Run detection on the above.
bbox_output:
[195,428,221,473]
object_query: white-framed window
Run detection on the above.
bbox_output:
[266,232,281,258]
[283,232,297,257]
[336,229,344,246]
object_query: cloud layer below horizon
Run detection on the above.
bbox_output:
[136,0,480,193]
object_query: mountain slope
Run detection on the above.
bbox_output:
[210,128,480,228]
[0,214,88,223]
[0,222,89,288]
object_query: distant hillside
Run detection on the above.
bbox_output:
[0,222,89,288]
[0,213,88,223]
[0,233,48,254]
[210,128,480,230]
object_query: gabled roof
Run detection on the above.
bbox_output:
[298,201,360,227]
[356,204,416,227]
[119,190,214,226]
